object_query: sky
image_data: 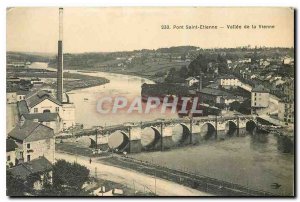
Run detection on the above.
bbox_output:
[7,7,294,53]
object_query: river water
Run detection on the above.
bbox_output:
[17,62,294,196]
[67,70,178,128]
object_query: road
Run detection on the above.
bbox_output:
[55,152,212,196]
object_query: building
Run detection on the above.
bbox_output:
[278,100,294,124]
[16,91,27,102]
[7,139,18,168]
[17,90,75,131]
[7,91,17,104]
[8,119,55,164]
[282,57,294,65]
[7,77,21,83]
[251,85,270,112]
[283,79,294,101]
[221,95,244,105]
[185,77,199,87]
[30,78,44,86]
[21,113,61,133]
[278,79,294,124]
[218,75,241,89]
[8,156,53,191]
[197,87,236,105]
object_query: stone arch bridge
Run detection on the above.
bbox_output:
[61,115,257,153]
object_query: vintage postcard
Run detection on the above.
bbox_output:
[6,7,294,196]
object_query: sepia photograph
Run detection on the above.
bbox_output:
[6,7,295,197]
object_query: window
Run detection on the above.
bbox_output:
[254,102,256,106]
[254,93,257,96]
[55,107,59,112]
[27,143,30,149]
[7,155,10,161]
[27,155,31,162]
[34,108,38,113]
[19,96,22,99]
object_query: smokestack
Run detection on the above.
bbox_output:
[57,8,63,103]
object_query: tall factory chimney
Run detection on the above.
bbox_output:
[57,8,64,103]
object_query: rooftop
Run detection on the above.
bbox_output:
[8,156,52,180]
[8,120,54,142]
[185,77,199,81]
[252,85,270,93]
[22,113,59,122]
[17,100,29,116]
[25,90,61,109]
[198,87,232,97]
[218,75,237,79]
[6,139,18,152]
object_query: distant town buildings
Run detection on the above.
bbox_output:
[218,75,240,89]
[282,57,294,65]
[7,61,31,68]
[185,77,199,87]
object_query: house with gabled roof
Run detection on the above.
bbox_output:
[17,90,75,132]
[8,119,55,164]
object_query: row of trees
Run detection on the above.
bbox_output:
[164,54,228,83]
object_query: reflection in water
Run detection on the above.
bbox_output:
[250,133,270,152]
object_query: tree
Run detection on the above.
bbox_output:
[165,67,176,83]
[6,171,27,196]
[52,160,90,191]
[187,54,210,76]
[178,65,189,78]
[229,101,240,111]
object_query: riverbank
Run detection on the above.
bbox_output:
[7,68,110,92]
[49,65,161,83]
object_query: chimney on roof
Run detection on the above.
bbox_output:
[19,116,25,126]
[57,8,64,103]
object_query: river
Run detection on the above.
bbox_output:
[27,62,178,128]
[66,70,178,128]
[21,62,294,196]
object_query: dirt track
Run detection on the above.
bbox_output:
[55,152,212,196]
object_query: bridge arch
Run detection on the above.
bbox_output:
[172,123,190,145]
[200,122,216,140]
[141,127,161,149]
[108,130,129,152]
[225,120,237,136]
[246,120,256,133]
